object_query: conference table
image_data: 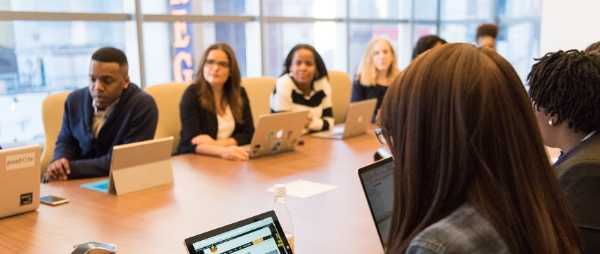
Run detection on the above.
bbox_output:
[0,133,383,253]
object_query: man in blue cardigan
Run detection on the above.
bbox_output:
[44,47,158,181]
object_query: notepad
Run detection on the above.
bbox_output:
[80,179,110,193]
[268,179,338,198]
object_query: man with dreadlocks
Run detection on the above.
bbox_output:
[528,49,600,254]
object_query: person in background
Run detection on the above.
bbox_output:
[412,35,447,59]
[476,23,498,50]
[178,43,254,161]
[352,37,401,119]
[379,43,581,253]
[270,44,333,133]
[528,49,600,253]
[584,41,600,55]
[45,47,158,181]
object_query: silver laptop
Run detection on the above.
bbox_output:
[358,157,394,248]
[81,137,174,196]
[243,111,309,158]
[0,145,41,218]
[311,99,377,139]
[184,210,294,254]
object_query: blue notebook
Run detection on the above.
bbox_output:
[80,179,110,193]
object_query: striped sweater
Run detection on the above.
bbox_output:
[270,74,334,132]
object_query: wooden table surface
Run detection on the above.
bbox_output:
[0,134,384,254]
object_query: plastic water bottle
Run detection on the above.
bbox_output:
[273,184,295,251]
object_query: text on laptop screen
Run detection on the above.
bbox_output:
[191,217,290,254]
[360,159,394,246]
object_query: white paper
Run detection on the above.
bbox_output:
[268,179,338,198]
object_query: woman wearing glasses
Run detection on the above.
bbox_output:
[178,43,254,161]
[379,44,581,253]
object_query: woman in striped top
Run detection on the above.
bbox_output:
[270,44,334,133]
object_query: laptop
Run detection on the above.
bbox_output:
[81,137,174,195]
[358,157,394,248]
[311,99,377,139]
[0,145,41,218]
[184,210,294,254]
[243,111,309,158]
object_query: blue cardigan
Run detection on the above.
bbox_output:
[52,84,158,179]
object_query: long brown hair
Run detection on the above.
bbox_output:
[380,43,581,253]
[194,43,243,122]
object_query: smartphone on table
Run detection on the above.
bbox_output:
[40,195,69,206]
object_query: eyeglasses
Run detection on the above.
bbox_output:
[205,59,230,69]
[373,128,388,146]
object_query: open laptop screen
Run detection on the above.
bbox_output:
[185,211,292,254]
[358,157,394,247]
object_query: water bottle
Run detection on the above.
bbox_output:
[273,184,295,251]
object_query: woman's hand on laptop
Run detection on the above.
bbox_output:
[219,146,249,161]
[44,158,71,182]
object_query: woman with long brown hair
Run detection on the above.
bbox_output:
[178,43,254,160]
[379,43,581,253]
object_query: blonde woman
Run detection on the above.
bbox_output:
[352,37,400,118]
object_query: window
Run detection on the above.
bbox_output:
[0,0,541,147]
[264,22,347,77]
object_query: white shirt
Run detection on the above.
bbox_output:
[216,106,235,140]
[270,74,334,131]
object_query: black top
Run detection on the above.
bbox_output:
[178,85,254,154]
[554,133,600,254]
[351,79,388,119]
[53,83,158,179]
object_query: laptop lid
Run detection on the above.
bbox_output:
[108,137,174,195]
[358,157,394,248]
[342,99,377,138]
[246,111,309,158]
[184,210,293,254]
[0,145,41,218]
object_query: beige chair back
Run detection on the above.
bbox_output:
[241,77,276,126]
[145,83,188,154]
[41,91,70,170]
[328,70,352,124]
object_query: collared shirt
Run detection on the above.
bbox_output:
[555,131,597,166]
[91,99,119,138]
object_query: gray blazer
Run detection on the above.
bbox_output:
[555,133,600,254]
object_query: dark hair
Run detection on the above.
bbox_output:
[528,49,600,134]
[194,43,244,122]
[281,44,328,81]
[380,43,581,253]
[476,23,499,39]
[91,47,128,67]
[584,41,600,55]
[412,35,447,59]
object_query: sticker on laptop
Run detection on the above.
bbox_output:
[5,152,36,171]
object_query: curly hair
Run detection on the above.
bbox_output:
[476,23,498,39]
[527,49,600,133]
[412,35,447,59]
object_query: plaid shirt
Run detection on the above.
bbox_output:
[406,204,509,254]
